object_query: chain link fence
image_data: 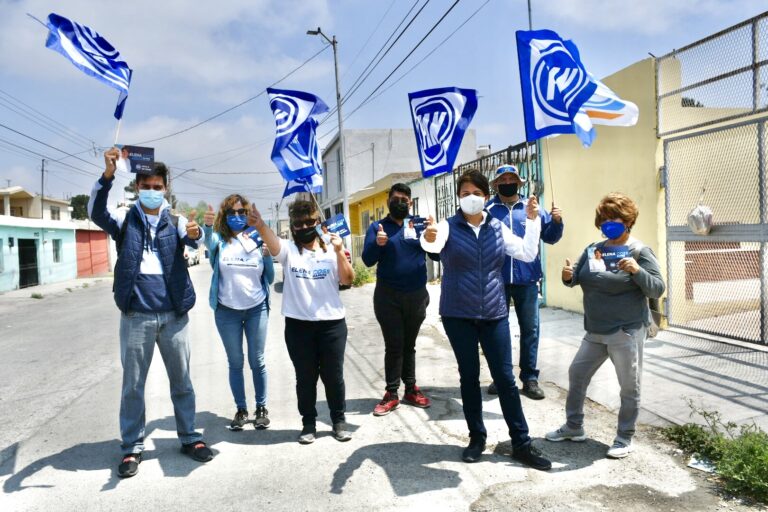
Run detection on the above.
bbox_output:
[657,12,768,137]
[659,11,768,345]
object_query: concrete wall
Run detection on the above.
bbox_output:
[0,216,78,292]
[542,58,662,313]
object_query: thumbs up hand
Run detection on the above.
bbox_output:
[562,257,574,282]
[376,223,388,246]
[186,210,200,240]
[424,215,438,243]
[203,204,215,227]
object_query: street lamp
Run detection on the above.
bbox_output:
[307,26,350,248]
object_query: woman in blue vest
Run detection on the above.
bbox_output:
[202,195,274,431]
[420,169,551,471]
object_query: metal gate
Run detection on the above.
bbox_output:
[434,141,541,221]
[658,11,768,344]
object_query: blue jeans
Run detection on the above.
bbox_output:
[214,301,269,410]
[119,311,201,455]
[506,284,540,383]
[442,316,531,450]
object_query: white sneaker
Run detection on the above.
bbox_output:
[606,440,634,458]
[545,424,587,442]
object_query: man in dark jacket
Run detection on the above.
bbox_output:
[88,147,213,478]
[362,183,436,416]
[486,165,564,400]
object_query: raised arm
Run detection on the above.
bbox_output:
[87,147,123,238]
[248,205,281,257]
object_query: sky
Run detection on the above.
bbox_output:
[0,0,765,217]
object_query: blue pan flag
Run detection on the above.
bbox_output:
[516,29,598,147]
[282,173,323,198]
[43,13,132,120]
[408,87,478,178]
[268,88,329,183]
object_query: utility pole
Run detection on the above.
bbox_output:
[41,159,45,219]
[5,179,10,188]
[307,27,351,250]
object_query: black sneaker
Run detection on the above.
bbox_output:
[487,382,498,395]
[298,425,316,445]
[521,381,545,400]
[461,436,486,463]
[332,422,352,442]
[254,406,270,429]
[230,408,249,430]
[181,441,214,462]
[511,444,551,471]
[117,453,142,478]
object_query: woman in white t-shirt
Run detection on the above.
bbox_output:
[202,194,274,431]
[249,199,355,445]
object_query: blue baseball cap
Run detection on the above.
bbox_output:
[494,164,526,183]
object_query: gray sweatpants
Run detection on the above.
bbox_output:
[565,326,645,443]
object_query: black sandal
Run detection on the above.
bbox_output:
[181,441,214,462]
[118,453,142,478]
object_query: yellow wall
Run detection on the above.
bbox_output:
[543,58,664,313]
[350,191,389,236]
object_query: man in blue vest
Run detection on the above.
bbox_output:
[88,147,213,478]
[486,164,564,400]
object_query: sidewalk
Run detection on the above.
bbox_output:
[0,275,112,300]
[423,284,768,432]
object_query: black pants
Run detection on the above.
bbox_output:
[284,317,347,427]
[373,284,429,394]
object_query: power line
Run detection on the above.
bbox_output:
[0,122,102,170]
[320,0,464,138]
[0,87,97,148]
[341,0,397,79]
[0,98,96,152]
[130,44,331,146]
[359,0,490,108]
[168,137,272,165]
[317,0,424,125]
[0,136,97,177]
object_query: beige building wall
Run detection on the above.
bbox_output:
[543,58,664,313]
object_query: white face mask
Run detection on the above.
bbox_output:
[459,194,485,215]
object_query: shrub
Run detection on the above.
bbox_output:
[351,262,375,287]
[664,400,768,503]
[30,293,43,299]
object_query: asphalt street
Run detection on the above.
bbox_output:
[0,264,757,511]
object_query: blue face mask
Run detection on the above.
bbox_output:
[601,221,626,240]
[138,189,164,210]
[226,215,247,232]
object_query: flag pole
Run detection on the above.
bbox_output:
[544,137,555,207]
[308,189,327,222]
[113,119,122,146]
[422,178,432,219]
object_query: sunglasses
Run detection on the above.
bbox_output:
[225,208,249,216]
[292,219,318,229]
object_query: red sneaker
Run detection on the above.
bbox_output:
[402,386,431,408]
[373,391,400,416]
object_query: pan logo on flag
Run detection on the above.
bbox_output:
[532,39,590,122]
[413,97,455,167]
[270,95,301,137]
[408,87,476,177]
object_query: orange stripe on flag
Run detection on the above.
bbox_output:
[585,110,623,120]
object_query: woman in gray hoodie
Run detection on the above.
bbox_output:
[546,193,665,459]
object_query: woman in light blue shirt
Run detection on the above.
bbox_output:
[202,194,274,431]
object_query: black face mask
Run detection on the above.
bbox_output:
[293,226,318,245]
[498,183,518,197]
[388,200,409,220]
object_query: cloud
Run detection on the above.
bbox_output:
[536,0,766,36]
[0,0,333,89]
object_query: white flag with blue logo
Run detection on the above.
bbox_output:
[408,87,478,178]
[516,29,637,148]
[43,13,132,120]
[267,88,329,187]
